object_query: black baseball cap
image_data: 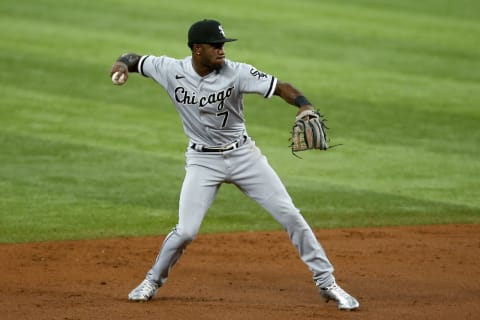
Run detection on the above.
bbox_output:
[188,19,237,47]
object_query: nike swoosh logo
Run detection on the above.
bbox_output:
[175,75,185,79]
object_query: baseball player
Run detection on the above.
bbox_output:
[110,19,359,310]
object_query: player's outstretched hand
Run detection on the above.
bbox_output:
[110,61,128,85]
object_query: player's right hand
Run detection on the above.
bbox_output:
[110,62,128,85]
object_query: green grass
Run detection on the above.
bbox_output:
[1,0,479,243]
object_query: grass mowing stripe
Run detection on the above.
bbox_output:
[0,131,183,242]
[2,128,477,243]
[326,0,480,22]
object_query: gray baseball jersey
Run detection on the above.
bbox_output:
[131,54,335,293]
[138,55,276,147]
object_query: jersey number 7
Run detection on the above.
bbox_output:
[217,111,229,128]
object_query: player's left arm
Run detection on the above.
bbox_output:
[275,81,330,152]
[274,81,314,114]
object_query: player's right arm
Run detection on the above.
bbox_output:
[110,53,142,83]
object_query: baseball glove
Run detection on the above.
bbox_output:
[290,109,328,154]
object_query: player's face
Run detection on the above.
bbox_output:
[200,43,226,71]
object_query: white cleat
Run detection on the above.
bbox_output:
[319,282,360,310]
[128,279,159,302]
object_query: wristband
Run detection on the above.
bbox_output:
[294,95,312,108]
[118,56,130,66]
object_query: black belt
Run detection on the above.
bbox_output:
[191,136,247,152]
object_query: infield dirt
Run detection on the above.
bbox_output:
[1,224,479,319]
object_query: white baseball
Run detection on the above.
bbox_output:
[112,72,126,85]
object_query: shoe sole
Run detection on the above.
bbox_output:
[128,298,151,302]
[323,296,360,311]
[128,295,153,302]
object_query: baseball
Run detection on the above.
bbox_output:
[112,71,126,85]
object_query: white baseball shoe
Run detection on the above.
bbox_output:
[128,279,158,302]
[319,282,360,310]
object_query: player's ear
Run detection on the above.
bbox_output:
[192,44,202,56]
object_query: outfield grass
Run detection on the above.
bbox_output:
[0,0,479,243]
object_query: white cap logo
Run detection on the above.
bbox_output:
[218,25,226,37]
